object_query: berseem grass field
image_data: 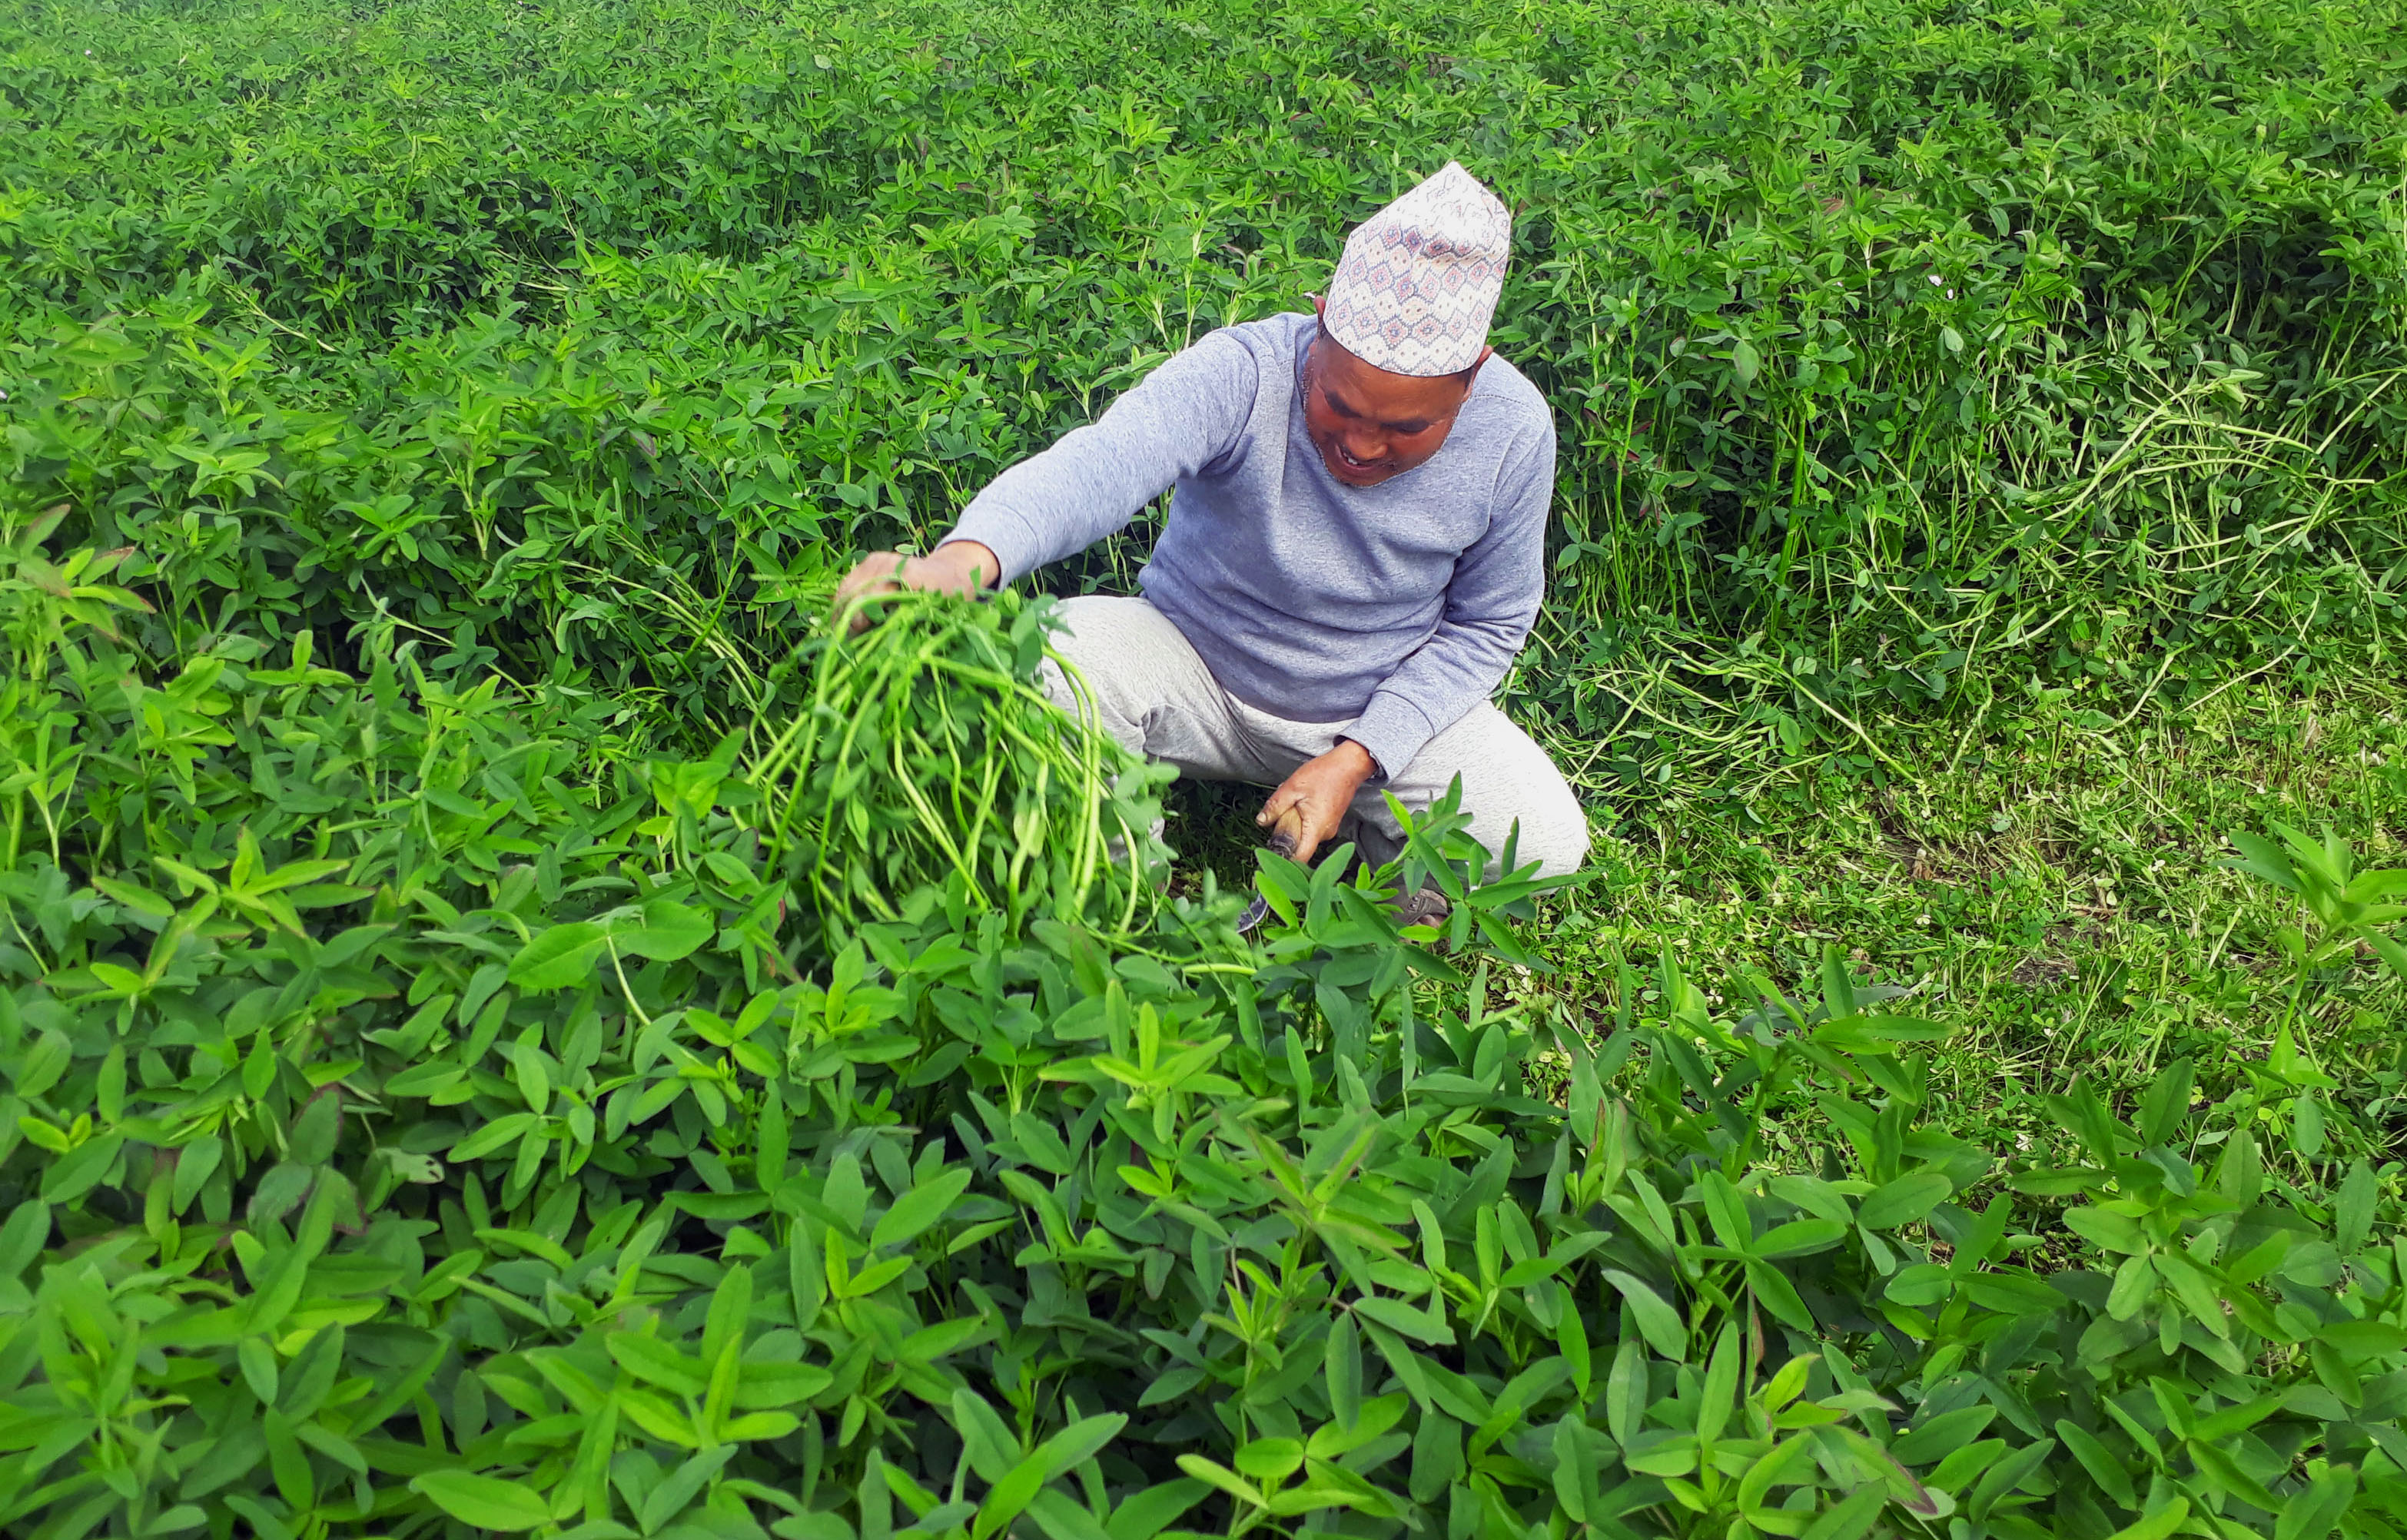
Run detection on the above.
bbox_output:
[5,0,2407,1534]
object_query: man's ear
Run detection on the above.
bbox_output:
[1310,292,1326,320]
[1453,344,1495,395]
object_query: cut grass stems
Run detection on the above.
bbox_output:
[749,588,1174,944]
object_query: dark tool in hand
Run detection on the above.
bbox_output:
[1235,806,1307,935]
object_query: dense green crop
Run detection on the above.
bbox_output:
[5,0,2407,1535]
[7,0,2405,791]
[2,536,2405,1538]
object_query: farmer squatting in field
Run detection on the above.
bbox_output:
[833,163,1587,903]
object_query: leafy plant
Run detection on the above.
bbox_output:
[1,0,2405,1533]
[8,0,2406,804]
[2226,825,2407,1029]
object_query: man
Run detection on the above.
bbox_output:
[832,162,1588,898]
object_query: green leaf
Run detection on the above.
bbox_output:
[2107,1254,2157,1319]
[1104,1479,1207,1540]
[383,1061,466,1099]
[1603,1270,1686,1358]
[0,1201,51,1279]
[1034,1413,1127,1479]
[1605,1336,1646,1446]
[238,1336,279,1404]
[1698,1323,1742,1445]
[2366,928,2407,981]
[871,1167,974,1252]
[2226,832,2299,894]
[1967,1438,2054,1521]
[2110,1499,2190,1540]
[1324,1311,1362,1429]
[1731,338,1761,385]
[2336,1160,2375,1254]
[704,1265,753,1367]
[450,1114,538,1162]
[1551,1418,1605,1522]
[2186,1438,2278,1512]
[2053,1420,2135,1509]
[289,1092,340,1165]
[2276,1466,2357,1540]
[1025,1489,1115,1540]
[1801,1485,1886,1540]
[725,1410,803,1441]
[951,1389,1022,1483]
[619,897,715,961]
[1744,1255,1817,1331]
[1857,1171,1950,1230]
[974,1448,1054,1540]
[1891,1405,1995,1467]
[171,1137,224,1214]
[2011,1167,2106,1198]
[735,1362,834,1410]
[1352,1294,1450,1346]
[2063,1205,2146,1254]
[1231,1438,1303,1482]
[2136,1057,2195,1148]
[1755,1217,1848,1258]
[1554,1289,1590,1401]
[411,1470,556,1531]
[643,1445,738,1531]
[1136,1366,1206,1409]
[1961,1270,2066,1316]
[608,1333,709,1397]
[1735,1432,1818,1514]
[1174,1455,1265,1509]
[2295,1090,2327,1160]
[1924,1438,2006,1492]
[41,1133,123,1203]
[510,921,608,991]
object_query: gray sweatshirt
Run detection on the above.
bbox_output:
[945,310,1555,780]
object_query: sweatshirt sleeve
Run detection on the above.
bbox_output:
[1340,421,1555,780]
[942,330,1261,582]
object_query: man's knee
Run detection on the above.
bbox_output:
[1520,772,1591,879]
[1038,597,1146,746]
[1411,709,1589,879]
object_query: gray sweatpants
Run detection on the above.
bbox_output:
[1040,596,1589,878]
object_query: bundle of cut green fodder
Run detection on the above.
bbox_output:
[747,589,1176,948]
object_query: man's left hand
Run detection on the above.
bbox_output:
[1258,740,1377,866]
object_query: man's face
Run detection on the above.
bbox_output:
[1301,316,1486,489]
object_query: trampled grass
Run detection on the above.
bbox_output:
[1545,669,2407,1162]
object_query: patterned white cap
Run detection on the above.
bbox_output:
[1323,162,1512,377]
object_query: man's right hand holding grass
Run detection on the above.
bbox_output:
[831,540,998,631]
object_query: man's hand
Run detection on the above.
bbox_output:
[1257,740,1377,866]
[831,540,998,632]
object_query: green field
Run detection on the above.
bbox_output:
[5,0,2407,1533]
